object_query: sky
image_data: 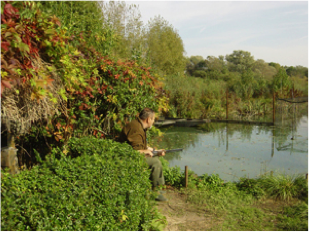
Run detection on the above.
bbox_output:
[127,1,308,67]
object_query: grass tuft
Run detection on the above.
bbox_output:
[258,173,307,201]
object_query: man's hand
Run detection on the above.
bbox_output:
[155,149,166,157]
[145,150,154,157]
[138,149,154,157]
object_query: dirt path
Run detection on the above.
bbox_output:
[156,187,293,231]
[156,189,218,231]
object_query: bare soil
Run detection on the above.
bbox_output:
[156,187,294,231]
[156,188,219,231]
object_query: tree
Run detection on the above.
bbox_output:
[189,55,204,66]
[239,69,256,99]
[40,1,113,55]
[145,15,186,75]
[101,1,145,60]
[225,50,255,73]
[252,59,277,81]
[268,62,281,72]
[272,67,291,94]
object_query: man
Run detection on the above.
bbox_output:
[118,108,167,201]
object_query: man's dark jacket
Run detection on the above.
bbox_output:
[118,117,147,150]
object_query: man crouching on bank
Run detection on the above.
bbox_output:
[118,108,167,201]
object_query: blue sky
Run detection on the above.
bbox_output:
[127,1,308,67]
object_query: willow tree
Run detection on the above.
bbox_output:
[101,1,145,61]
[145,15,186,75]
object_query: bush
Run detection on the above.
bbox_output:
[236,177,265,200]
[193,70,207,78]
[258,173,307,201]
[1,137,155,231]
[197,173,225,191]
[163,166,184,188]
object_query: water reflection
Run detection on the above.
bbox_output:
[152,104,308,182]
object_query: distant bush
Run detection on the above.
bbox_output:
[193,70,207,78]
[1,137,156,231]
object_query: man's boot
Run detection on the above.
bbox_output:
[153,187,168,202]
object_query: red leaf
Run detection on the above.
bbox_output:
[1,80,12,89]
[54,134,63,141]
[0,83,4,96]
[1,41,10,51]
[55,122,61,130]
[139,81,144,86]
[114,74,120,80]
[4,3,19,19]
[46,78,54,86]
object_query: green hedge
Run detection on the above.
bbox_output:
[1,137,153,231]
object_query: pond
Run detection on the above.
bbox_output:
[152,105,308,182]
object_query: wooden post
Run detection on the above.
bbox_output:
[270,171,273,177]
[272,92,275,125]
[226,88,229,120]
[185,166,188,188]
[8,133,15,148]
[306,173,308,181]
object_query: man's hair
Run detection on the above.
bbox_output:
[139,108,155,120]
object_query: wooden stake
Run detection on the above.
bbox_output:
[185,166,188,188]
[8,132,15,148]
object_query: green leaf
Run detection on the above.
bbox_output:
[18,42,30,53]
[45,29,55,35]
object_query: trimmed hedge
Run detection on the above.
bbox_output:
[1,137,153,231]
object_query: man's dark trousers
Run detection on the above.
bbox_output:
[145,156,165,188]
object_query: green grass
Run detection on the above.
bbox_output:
[276,202,308,231]
[183,186,275,231]
[161,161,308,230]
[258,173,308,201]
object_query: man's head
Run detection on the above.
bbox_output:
[139,108,155,129]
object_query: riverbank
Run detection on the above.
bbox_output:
[157,186,307,231]
[156,156,308,230]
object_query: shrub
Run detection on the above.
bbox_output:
[197,173,225,191]
[236,177,265,200]
[163,166,184,188]
[258,173,307,201]
[1,137,156,231]
[193,70,207,78]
